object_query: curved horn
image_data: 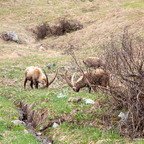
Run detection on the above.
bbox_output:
[71,73,76,87]
[65,71,74,88]
[42,68,49,88]
[48,69,58,86]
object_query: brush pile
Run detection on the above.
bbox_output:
[34,19,83,39]
[104,27,144,139]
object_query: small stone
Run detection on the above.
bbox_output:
[40,126,44,130]
[118,112,128,121]
[57,93,66,98]
[11,120,26,126]
[39,46,45,51]
[83,98,95,104]
[36,132,42,136]
[2,31,19,43]
[53,122,59,128]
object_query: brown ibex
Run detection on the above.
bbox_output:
[83,57,105,69]
[24,66,58,89]
[65,69,110,93]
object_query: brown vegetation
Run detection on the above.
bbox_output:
[34,19,83,39]
[104,28,144,139]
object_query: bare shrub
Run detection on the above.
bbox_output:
[34,22,51,39]
[34,19,83,39]
[104,27,144,138]
[58,19,83,34]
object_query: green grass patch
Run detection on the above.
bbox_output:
[48,122,125,144]
[0,96,40,144]
[123,0,144,9]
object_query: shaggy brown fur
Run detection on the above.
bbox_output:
[83,57,105,69]
[65,69,110,93]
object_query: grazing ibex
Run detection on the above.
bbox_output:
[65,69,110,93]
[24,66,58,89]
[83,57,105,69]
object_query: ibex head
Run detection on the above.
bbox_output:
[65,69,110,93]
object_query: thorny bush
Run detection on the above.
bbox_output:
[104,27,144,139]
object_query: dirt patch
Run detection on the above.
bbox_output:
[16,101,53,143]
[15,100,77,143]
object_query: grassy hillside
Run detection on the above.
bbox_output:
[0,0,144,143]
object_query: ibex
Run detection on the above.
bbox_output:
[65,69,110,93]
[83,57,105,69]
[24,66,58,89]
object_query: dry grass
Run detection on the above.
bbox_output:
[0,0,144,58]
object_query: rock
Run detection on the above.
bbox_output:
[39,46,45,51]
[83,98,95,104]
[11,120,26,126]
[46,63,56,69]
[68,97,82,103]
[52,122,59,128]
[40,126,44,130]
[36,132,42,136]
[24,129,29,134]
[118,112,128,121]
[2,31,19,43]
[57,93,66,98]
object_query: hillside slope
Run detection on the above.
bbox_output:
[0,0,144,143]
